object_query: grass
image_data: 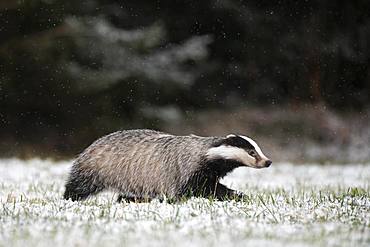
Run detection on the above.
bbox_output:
[0,158,369,247]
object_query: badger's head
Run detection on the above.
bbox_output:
[206,134,272,169]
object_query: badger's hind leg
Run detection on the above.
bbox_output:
[116,193,153,203]
[64,168,105,201]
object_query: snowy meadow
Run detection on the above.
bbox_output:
[0,159,369,247]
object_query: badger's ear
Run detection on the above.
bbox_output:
[212,136,230,147]
[212,135,239,147]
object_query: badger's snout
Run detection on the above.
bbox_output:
[264,160,272,167]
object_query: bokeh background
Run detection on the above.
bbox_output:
[1,0,369,162]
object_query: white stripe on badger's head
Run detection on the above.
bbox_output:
[207,134,272,168]
[238,135,269,161]
[206,145,256,167]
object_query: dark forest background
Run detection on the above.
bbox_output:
[0,0,369,161]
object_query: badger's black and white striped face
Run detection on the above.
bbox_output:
[206,134,272,168]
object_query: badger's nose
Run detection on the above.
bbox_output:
[265,160,272,167]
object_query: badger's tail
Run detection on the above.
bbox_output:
[63,167,105,201]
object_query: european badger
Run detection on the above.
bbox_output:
[64,129,271,202]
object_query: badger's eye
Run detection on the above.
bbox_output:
[248,150,257,157]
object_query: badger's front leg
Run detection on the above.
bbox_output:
[213,183,244,200]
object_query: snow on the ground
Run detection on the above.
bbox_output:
[222,162,370,189]
[0,158,369,247]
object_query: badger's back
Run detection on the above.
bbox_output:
[65,129,219,200]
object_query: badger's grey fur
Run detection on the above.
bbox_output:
[64,129,271,202]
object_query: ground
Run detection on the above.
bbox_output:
[0,159,369,247]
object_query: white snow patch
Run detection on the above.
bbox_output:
[0,159,369,247]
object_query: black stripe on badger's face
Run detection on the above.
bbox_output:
[213,136,255,150]
[207,134,272,168]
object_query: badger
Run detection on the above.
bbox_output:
[63,129,271,202]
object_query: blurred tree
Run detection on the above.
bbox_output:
[0,0,369,157]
